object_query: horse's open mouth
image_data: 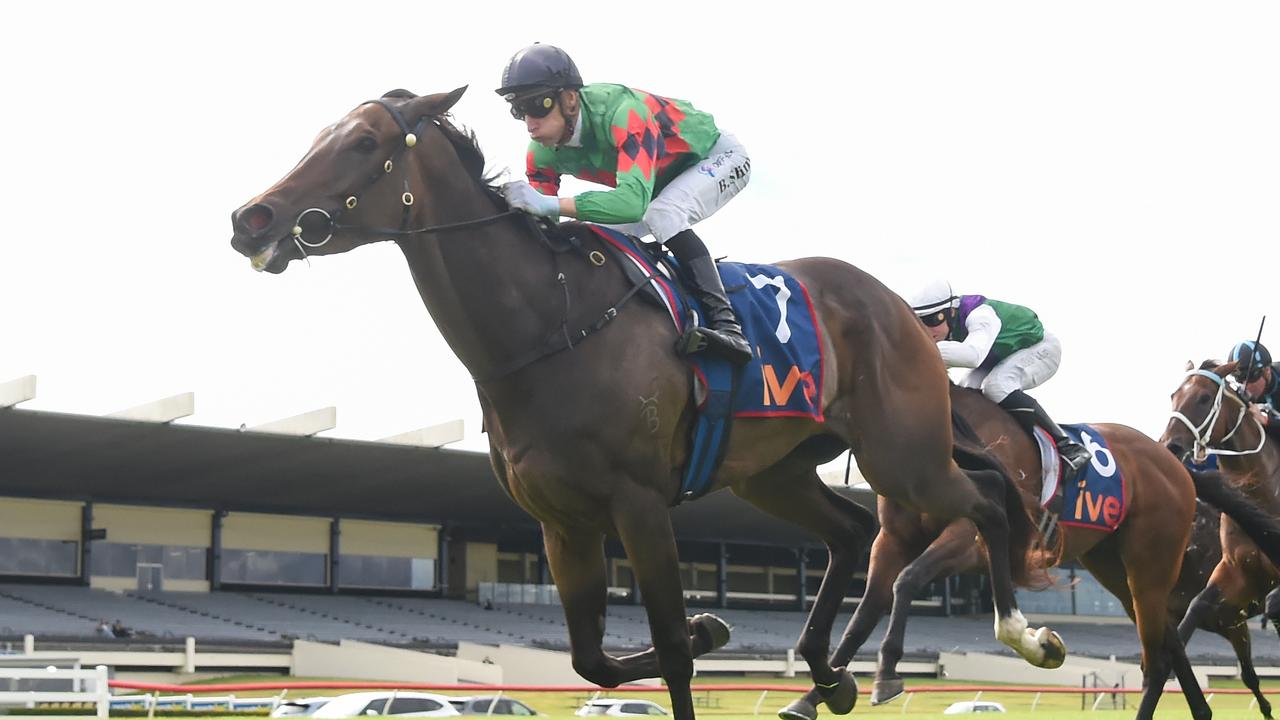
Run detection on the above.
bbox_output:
[247,238,292,274]
[250,242,278,272]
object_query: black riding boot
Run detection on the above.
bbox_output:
[999,389,1091,472]
[666,229,752,365]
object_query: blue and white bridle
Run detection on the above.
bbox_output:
[1169,369,1266,462]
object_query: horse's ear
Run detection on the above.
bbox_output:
[404,86,468,119]
[1217,360,1240,378]
[1185,360,1195,372]
[1199,359,1222,371]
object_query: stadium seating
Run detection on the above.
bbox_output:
[0,582,1273,664]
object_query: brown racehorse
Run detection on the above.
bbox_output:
[227,88,1066,720]
[782,385,1280,720]
[1163,362,1280,689]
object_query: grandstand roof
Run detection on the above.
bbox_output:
[0,407,874,546]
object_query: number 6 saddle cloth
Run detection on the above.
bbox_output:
[1034,424,1127,539]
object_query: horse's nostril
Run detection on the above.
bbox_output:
[238,203,275,234]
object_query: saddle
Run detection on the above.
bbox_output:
[549,222,826,503]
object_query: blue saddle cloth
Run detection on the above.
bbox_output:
[588,226,826,500]
[1057,424,1126,532]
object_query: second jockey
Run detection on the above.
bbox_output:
[1227,340,1280,427]
[495,43,752,364]
[910,280,1091,472]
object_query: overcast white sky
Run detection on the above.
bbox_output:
[2,2,1277,468]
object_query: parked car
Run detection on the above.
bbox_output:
[448,696,540,716]
[295,691,460,718]
[575,699,668,717]
[271,697,332,717]
[942,700,1007,714]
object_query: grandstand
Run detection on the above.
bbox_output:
[1,396,1266,683]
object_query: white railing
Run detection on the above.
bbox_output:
[0,665,109,719]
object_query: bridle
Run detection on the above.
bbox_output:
[278,96,649,384]
[1169,369,1266,461]
[286,98,517,260]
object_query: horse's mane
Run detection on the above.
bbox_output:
[381,89,504,194]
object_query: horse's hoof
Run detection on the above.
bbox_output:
[815,667,857,715]
[690,613,731,653]
[870,678,904,706]
[1034,628,1067,669]
[776,697,818,720]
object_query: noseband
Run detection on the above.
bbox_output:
[287,99,516,258]
[1169,369,1266,461]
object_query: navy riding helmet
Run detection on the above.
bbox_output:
[1229,340,1272,382]
[495,44,583,99]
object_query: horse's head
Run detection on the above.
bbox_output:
[1161,359,1243,462]
[230,87,469,273]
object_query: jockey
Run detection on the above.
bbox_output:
[494,43,752,365]
[1227,340,1280,426]
[909,280,1091,471]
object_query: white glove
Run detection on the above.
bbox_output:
[501,181,561,218]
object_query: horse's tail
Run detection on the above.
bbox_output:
[950,408,1046,589]
[1190,469,1280,567]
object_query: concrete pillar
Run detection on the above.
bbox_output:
[717,542,729,609]
[79,503,94,586]
[795,547,808,611]
[23,634,34,654]
[438,526,451,595]
[209,511,225,590]
[329,519,341,593]
[183,637,196,674]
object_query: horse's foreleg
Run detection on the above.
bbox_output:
[873,520,981,706]
[1178,582,1222,644]
[1121,508,1209,720]
[964,467,1065,669]
[779,525,914,720]
[543,524,652,688]
[612,492,697,720]
[1266,587,1280,641]
[1226,622,1272,719]
[734,470,873,716]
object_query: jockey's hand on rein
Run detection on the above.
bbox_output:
[501,181,561,218]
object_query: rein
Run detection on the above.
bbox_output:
[1169,369,1267,461]
[288,97,652,383]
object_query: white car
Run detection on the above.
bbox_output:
[271,697,331,717]
[575,699,668,717]
[448,696,541,716]
[942,700,1007,714]
[297,691,460,718]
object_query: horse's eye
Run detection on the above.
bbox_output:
[1196,395,1210,407]
[354,135,378,153]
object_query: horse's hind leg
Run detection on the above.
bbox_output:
[1226,621,1272,719]
[734,467,874,715]
[872,519,982,706]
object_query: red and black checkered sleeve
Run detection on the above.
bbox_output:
[573,101,661,224]
[526,148,561,196]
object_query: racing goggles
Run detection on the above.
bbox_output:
[508,90,558,120]
[920,310,949,328]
